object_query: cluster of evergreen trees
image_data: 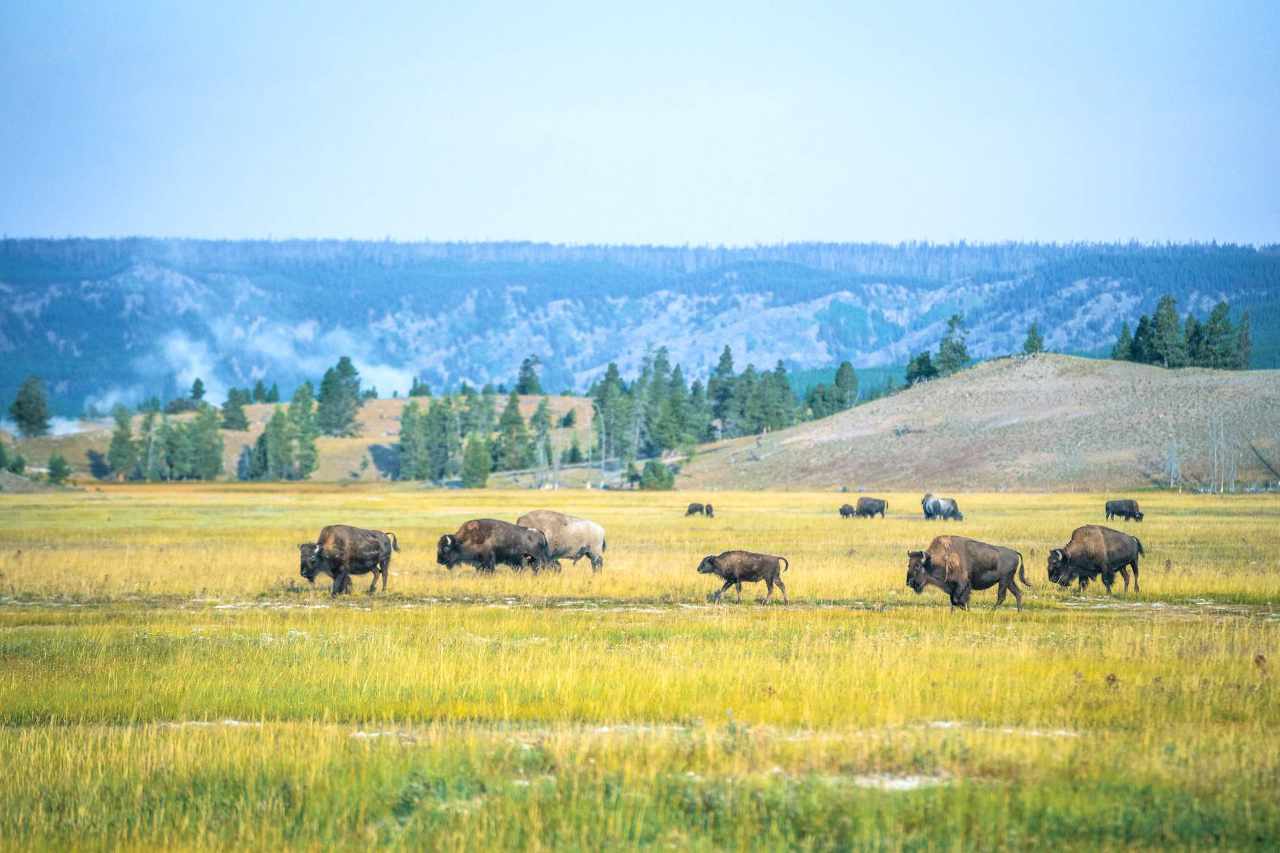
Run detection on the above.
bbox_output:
[237,384,320,480]
[105,404,224,481]
[1111,296,1251,369]
[905,315,972,386]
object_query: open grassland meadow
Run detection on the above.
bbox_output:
[2,486,1279,850]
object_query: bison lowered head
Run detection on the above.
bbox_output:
[1046,548,1070,586]
[696,555,719,575]
[298,543,322,583]
[436,534,459,568]
[905,550,932,593]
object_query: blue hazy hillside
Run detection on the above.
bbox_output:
[2,239,1277,414]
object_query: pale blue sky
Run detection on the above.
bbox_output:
[2,0,1277,244]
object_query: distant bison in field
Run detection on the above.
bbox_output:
[839,503,856,518]
[299,524,399,596]
[697,550,789,603]
[686,502,715,518]
[855,497,887,518]
[906,535,1028,610]
[1048,525,1143,593]
[516,509,606,571]
[922,493,964,521]
[437,519,550,573]
[1105,499,1144,522]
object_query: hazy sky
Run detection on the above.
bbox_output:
[2,1,1277,244]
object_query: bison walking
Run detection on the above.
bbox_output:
[906,535,1028,610]
[685,502,715,518]
[516,509,606,571]
[299,524,399,596]
[1048,525,1143,593]
[921,493,964,521]
[1105,499,1144,522]
[697,550,789,603]
[437,519,550,573]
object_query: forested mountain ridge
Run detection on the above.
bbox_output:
[3,239,1277,415]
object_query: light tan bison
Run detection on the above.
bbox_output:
[516,509,606,571]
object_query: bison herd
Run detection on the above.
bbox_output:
[296,495,1151,610]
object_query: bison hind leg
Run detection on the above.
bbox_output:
[763,577,774,603]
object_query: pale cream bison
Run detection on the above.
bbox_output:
[516,509,606,571]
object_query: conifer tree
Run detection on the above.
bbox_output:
[398,401,425,479]
[494,391,534,470]
[106,404,138,480]
[221,388,250,431]
[266,383,280,403]
[708,346,736,428]
[936,314,970,375]
[515,356,543,395]
[316,356,362,436]
[833,361,858,408]
[1151,296,1186,368]
[1022,322,1045,355]
[1236,311,1252,369]
[287,382,319,479]
[9,376,51,438]
[906,352,939,386]
[252,380,268,403]
[1202,302,1236,369]
[1111,321,1133,361]
[424,398,455,481]
[189,404,225,480]
[47,453,71,485]
[461,435,491,487]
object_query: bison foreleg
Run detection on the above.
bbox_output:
[1117,566,1131,593]
[713,579,734,603]
[735,580,743,603]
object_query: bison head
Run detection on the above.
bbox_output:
[905,550,932,593]
[696,555,719,575]
[951,509,965,521]
[1134,511,1144,521]
[1047,548,1070,586]
[298,543,322,583]
[436,534,459,569]
[704,503,714,518]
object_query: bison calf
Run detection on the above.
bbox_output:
[697,550,789,604]
[839,503,856,518]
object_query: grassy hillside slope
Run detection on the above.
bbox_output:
[680,354,1280,491]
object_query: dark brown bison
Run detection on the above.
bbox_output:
[855,497,888,518]
[1048,525,1143,593]
[436,519,550,573]
[1105,499,1144,522]
[686,502,715,518]
[921,493,964,521]
[697,550,789,603]
[839,503,856,518]
[516,510,606,571]
[906,535,1029,610]
[298,524,399,596]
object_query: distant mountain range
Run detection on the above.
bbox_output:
[2,239,1277,415]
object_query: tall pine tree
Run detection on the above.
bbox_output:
[9,376,51,438]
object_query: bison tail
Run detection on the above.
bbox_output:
[1135,537,1144,556]
[388,532,400,552]
[780,556,790,573]
[602,537,607,552]
[1016,551,1031,586]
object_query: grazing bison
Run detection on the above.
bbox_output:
[516,509,606,571]
[839,503,856,518]
[697,550,789,603]
[921,493,964,521]
[1105,499,1144,522]
[855,497,888,518]
[685,502,715,518]
[906,535,1029,610]
[436,519,550,573]
[1048,525,1143,593]
[298,524,399,596]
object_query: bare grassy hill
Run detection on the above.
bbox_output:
[679,354,1280,491]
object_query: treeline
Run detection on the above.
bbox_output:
[1111,296,1251,369]
[104,405,224,481]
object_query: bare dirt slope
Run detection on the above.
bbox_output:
[680,354,1280,491]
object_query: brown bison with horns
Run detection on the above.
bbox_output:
[1047,525,1143,593]
[437,519,550,573]
[906,535,1029,610]
[299,524,399,596]
[697,550,789,603]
